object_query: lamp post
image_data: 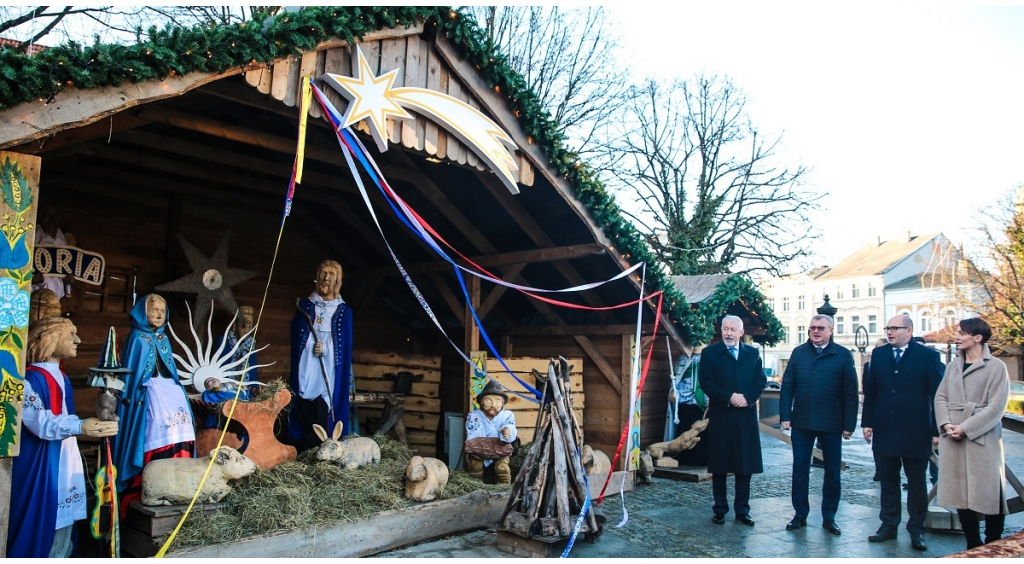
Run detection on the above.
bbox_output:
[816,295,838,317]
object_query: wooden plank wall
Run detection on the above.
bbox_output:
[245,35,535,187]
[353,351,441,457]
[43,177,417,385]
[484,357,583,445]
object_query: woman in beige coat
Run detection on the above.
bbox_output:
[935,318,1010,549]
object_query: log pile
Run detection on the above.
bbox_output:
[500,357,600,541]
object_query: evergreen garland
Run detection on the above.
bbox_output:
[0,6,782,345]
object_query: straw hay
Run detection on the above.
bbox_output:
[172,435,509,548]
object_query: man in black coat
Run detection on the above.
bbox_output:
[780,314,858,536]
[862,315,943,551]
[700,315,766,526]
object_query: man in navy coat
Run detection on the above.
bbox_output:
[861,315,943,551]
[700,315,765,526]
[780,314,858,536]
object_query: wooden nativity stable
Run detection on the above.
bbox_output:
[0,6,781,555]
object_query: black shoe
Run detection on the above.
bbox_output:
[868,527,897,542]
[712,514,725,525]
[786,518,807,530]
[911,533,927,551]
[823,521,841,536]
[736,515,755,526]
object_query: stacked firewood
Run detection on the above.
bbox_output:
[500,357,601,540]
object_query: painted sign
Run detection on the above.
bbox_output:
[0,153,40,457]
[34,245,105,285]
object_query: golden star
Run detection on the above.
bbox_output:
[322,48,412,151]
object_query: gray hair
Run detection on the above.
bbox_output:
[810,314,833,327]
[721,315,744,330]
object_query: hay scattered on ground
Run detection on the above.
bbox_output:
[173,435,508,548]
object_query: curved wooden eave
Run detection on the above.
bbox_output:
[0,26,424,151]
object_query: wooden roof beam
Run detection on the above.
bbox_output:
[361,242,606,277]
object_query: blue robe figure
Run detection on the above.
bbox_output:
[111,294,194,508]
[8,365,78,558]
[288,294,353,450]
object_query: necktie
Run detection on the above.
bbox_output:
[894,348,903,363]
[729,346,738,360]
[816,346,823,355]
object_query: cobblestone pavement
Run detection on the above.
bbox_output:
[379,423,1024,558]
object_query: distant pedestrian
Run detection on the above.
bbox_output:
[700,315,765,527]
[862,315,943,551]
[935,318,1009,550]
[780,314,858,536]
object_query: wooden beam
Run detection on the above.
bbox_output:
[507,324,658,337]
[478,263,523,319]
[464,275,481,413]
[572,336,621,395]
[427,272,465,323]
[361,243,606,277]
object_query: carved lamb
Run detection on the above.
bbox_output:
[580,444,611,477]
[142,446,257,506]
[404,456,450,502]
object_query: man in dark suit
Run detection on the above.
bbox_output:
[862,315,943,551]
[780,314,858,536]
[700,315,766,526]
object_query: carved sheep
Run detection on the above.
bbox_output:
[141,446,257,506]
[313,422,381,470]
[580,444,611,477]
[638,451,655,485]
[404,456,450,502]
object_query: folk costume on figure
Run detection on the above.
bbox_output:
[8,317,118,558]
[465,380,518,484]
[113,295,194,513]
[289,260,354,451]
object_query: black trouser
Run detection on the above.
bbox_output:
[291,395,330,452]
[712,473,751,517]
[957,509,1005,548]
[875,454,928,533]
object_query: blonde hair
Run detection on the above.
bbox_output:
[27,317,74,363]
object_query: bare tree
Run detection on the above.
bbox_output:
[942,188,1024,356]
[596,75,822,276]
[468,6,629,156]
[0,6,278,48]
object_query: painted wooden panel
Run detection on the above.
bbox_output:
[0,151,40,458]
[270,56,294,102]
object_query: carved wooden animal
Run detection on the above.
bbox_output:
[95,389,120,422]
[638,451,655,485]
[141,446,257,506]
[404,456,450,502]
[383,371,424,394]
[313,422,381,470]
[647,417,708,460]
[580,444,611,477]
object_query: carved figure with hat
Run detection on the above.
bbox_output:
[464,379,518,484]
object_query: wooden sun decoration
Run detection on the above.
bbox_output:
[155,231,258,329]
[166,301,273,394]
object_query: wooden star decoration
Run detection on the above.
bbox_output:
[156,231,258,329]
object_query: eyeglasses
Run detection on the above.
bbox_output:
[883,326,909,332]
[809,326,829,331]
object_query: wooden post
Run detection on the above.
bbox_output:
[463,275,480,413]
[0,151,41,555]
[620,334,633,472]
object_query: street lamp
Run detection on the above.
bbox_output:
[816,295,838,317]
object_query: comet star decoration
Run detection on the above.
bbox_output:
[321,46,521,194]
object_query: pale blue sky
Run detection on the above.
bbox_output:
[606,4,1024,269]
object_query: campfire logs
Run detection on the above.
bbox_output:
[500,357,601,541]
